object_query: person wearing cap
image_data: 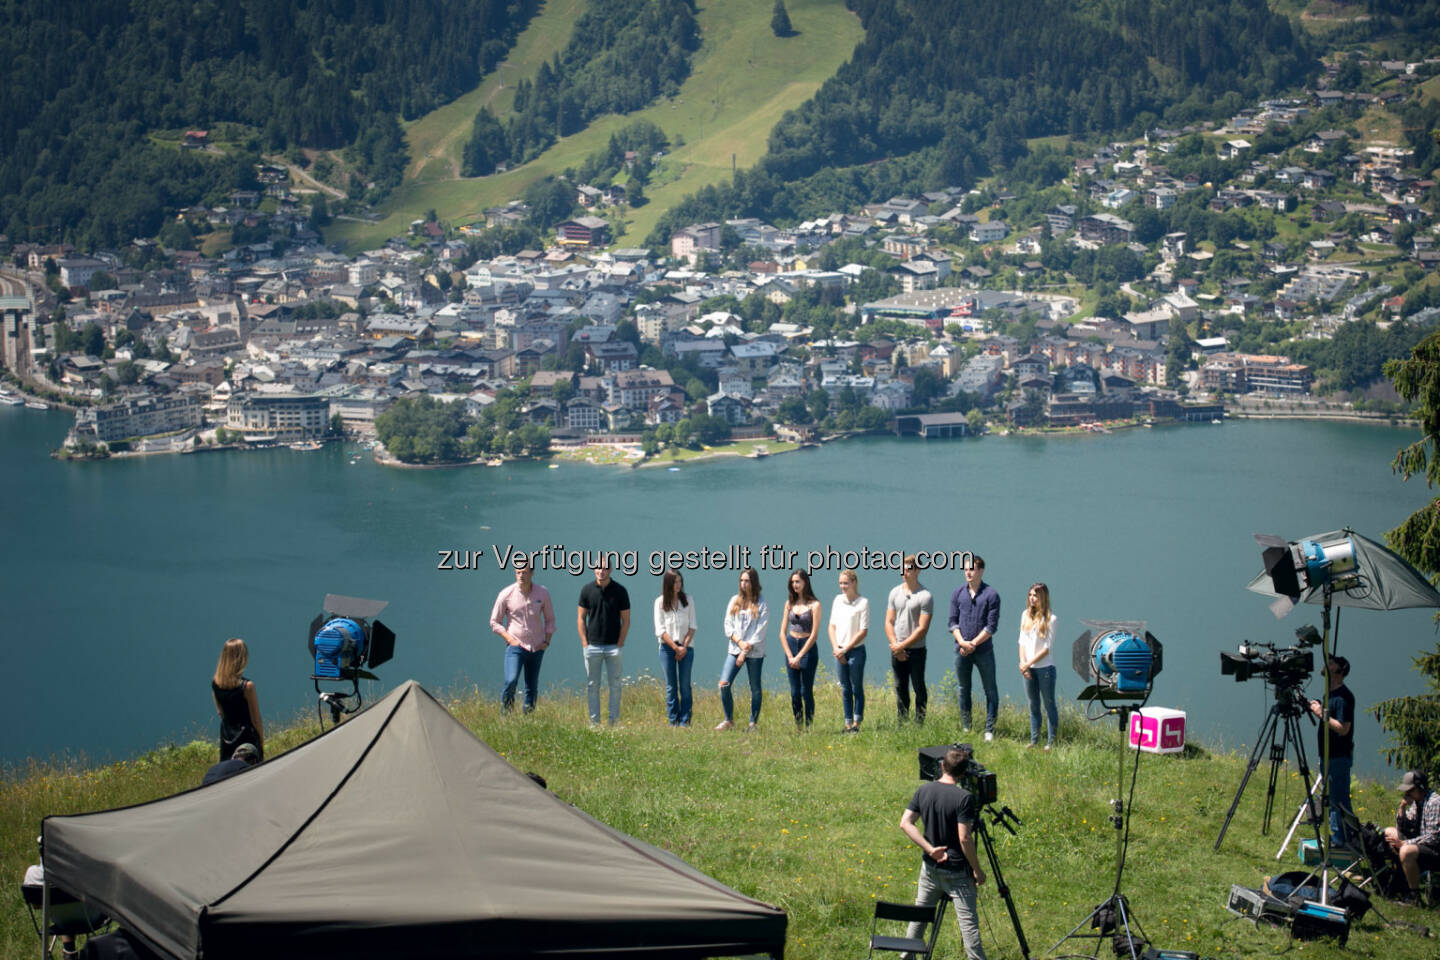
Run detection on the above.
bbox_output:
[201,742,260,785]
[490,557,556,713]
[1384,769,1440,901]
[1307,654,1355,848]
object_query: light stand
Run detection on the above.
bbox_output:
[1049,703,1151,960]
[1300,583,1342,905]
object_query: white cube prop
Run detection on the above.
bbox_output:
[1128,707,1186,754]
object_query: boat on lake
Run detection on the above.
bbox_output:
[288,440,322,451]
[24,400,47,411]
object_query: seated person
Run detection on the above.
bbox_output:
[200,741,260,786]
[21,863,106,958]
[1383,769,1440,902]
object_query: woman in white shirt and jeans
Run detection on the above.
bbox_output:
[1018,582,1059,749]
[829,569,870,733]
[654,568,697,726]
[717,567,768,730]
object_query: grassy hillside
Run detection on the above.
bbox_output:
[403,0,590,183]
[326,0,864,253]
[4,681,1435,960]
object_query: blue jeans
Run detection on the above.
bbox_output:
[956,643,998,733]
[719,653,764,724]
[1327,755,1353,847]
[837,645,867,725]
[909,860,988,960]
[1023,664,1058,745]
[583,644,623,725]
[785,642,818,726]
[658,644,693,725]
[501,645,545,712]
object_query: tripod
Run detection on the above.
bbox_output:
[972,800,1030,959]
[1213,682,1320,852]
[1050,705,1151,960]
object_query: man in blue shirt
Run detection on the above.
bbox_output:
[949,556,1001,741]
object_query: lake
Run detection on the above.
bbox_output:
[2,404,1435,779]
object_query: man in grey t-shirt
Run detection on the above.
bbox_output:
[886,554,933,724]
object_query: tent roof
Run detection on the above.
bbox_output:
[43,681,785,960]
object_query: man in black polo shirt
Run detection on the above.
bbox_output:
[577,559,630,726]
[900,748,989,960]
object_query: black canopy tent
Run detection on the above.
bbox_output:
[41,681,786,960]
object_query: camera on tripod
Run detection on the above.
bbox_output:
[1219,625,1319,687]
[918,743,998,805]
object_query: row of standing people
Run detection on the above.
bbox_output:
[488,554,1064,745]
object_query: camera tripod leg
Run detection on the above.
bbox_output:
[974,814,1030,959]
[1214,704,1281,851]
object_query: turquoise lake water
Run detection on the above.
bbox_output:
[2,404,1435,779]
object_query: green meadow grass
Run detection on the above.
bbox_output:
[5,674,1437,959]
[327,0,865,253]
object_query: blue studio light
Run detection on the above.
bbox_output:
[1093,631,1153,695]
[312,617,367,679]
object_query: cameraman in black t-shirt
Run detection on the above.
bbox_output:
[900,748,989,960]
[1308,654,1355,848]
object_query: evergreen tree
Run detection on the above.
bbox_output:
[1370,645,1440,775]
[1376,329,1440,775]
[771,1,793,37]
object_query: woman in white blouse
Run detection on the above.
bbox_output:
[1018,582,1060,749]
[654,568,697,726]
[829,569,870,733]
[717,567,768,730]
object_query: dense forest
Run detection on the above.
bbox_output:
[648,0,1314,242]
[0,0,539,246]
[463,0,698,175]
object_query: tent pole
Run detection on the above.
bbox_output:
[40,853,50,960]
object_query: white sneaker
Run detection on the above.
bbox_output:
[983,731,994,742]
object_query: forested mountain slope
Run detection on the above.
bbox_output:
[0,0,539,246]
[649,0,1317,241]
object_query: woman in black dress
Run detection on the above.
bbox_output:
[212,637,263,761]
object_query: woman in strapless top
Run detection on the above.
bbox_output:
[780,569,822,729]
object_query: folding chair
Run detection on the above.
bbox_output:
[868,899,947,960]
[21,865,109,958]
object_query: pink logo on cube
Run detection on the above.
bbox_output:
[1128,707,1186,754]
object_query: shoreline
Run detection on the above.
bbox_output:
[31,406,1421,468]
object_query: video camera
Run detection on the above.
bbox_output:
[919,743,998,806]
[1219,624,1319,690]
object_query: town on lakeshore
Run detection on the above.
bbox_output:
[1,92,1435,464]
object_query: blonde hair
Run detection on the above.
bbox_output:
[214,637,249,689]
[839,568,859,588]
[729,567,761,616]
[1020,583,1052,639]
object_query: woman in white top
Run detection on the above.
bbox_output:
[654,568,697,726]
[1018,582,1059,749]
[829,568,870,733]
[717,567,768,730]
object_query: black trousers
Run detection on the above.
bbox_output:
[892,647,927,722]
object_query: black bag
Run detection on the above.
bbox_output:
[1262,871,1323,904]
[1358,821,1409,898]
